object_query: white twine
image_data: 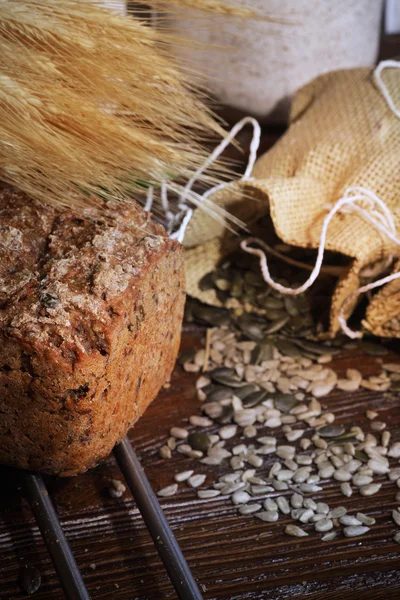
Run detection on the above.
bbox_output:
[373,59,400,119]
[144,117,261,243]
[241,186,400,339]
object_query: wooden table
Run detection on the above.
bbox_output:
[1,326,400,600]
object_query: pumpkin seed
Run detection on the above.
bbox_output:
[234,384,260,399]
[206,387,234,402]
[242,390,268,408]
[274,393,299,413]
[318,424,345,438]
[188,433,212,452]
[19,566,41,595]
[275,338,302,357]
[264,316,290,334]
[361,341,388,356]
[284,296,300,317]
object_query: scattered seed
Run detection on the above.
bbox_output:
[174,470,194,483]
[276,496,291,515]
[285,525,308,537]
[360,483,382,496]
[392,509,400,526]
[330,507,347,519]
[170,427,189,440]
[340,483,353,497]
[219,424,238,440]
[160,445,172,460]
[157,484,178,497]
[264,498,278,511]
[299,509,314,523]
[256,511,280,523]
[189,415,213,427]
[371,421,386,432]
[315,518,333,532]
[340,515,362,526]
[388,442,400,458]
[321,532,337,542]
[19,566,41,595]
[318,424,345,438]
[343,525,370,537]
[239,503,262,515]
[244,425,257,438]
[299,483,323,493]
[188,432,212,452]
[356,513,376,526]
[188,475,206,488]
[232,491,251,505]
[197,489,221,499]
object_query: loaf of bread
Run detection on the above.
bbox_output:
[0,186,185,475]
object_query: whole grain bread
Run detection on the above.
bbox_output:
[0,186,185,475]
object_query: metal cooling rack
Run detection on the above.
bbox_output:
[21,436,203,600]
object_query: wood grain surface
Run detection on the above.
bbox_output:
[1,327,400,600]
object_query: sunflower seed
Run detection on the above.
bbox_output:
[276,496,291,514]
[392,509,400,526]
[360,483,381,496]
[368,459,389,475]
[321,532,337,542]
[188,474,206,488]
[170,427,189,440]
[334,469,352,482]
[219,424,238,440]
[356,513,376,526]
[300,483,323,493]
[160,445,172,459]
[388,442,400,458]
[352,474,373,487]
[340,515,362,526]
[157,484,178,497]
[285,525,308,537]
[197,489,221,499]
[243,425,257,438]
[343,525,370,537]
[340,483,353,497]
[251,485,275,495]
[189,415,213,427]
[291,493,304,509]
[256,511,279,523]
[174,470,194,482]
[329,506,347,518]
[299,509,314,523]
[263,498,277,512]
[232,491,251,505]
[315,518,333,532]
[239,503,262,515]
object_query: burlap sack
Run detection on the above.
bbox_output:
[183,67,400,337]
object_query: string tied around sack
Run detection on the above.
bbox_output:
[241,186,400,339]
[144,116,261,242]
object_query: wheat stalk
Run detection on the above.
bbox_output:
[0,0,234,213]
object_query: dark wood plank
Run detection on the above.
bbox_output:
[1,328,400,600]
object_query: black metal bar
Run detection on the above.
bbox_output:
[114,436,204,600]
[22,472,91,600]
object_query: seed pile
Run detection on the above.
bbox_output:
[157,326,400,543]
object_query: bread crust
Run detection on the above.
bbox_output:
[0,187,185,475]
